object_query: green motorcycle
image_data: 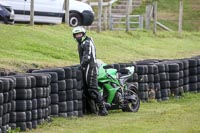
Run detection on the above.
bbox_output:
[97,60,140,112]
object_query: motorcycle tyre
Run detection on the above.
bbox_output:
[122,83,140,112]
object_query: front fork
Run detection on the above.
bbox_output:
[112,83,128,108]
[98,86,103,96]
[119,84,128,107]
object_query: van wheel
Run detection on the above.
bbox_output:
[69,13,82,27]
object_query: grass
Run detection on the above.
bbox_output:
[25,93,200,133]
[133,0,200,31]
[0,24,77,72]
[0,24,200,72]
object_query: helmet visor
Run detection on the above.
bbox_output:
[74,32,83,38]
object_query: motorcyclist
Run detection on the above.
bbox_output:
[72,26,108,116]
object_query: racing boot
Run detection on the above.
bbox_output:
[103,102,111,109]
[98,102,108,116]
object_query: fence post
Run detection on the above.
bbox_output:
[126,0,132,32]
[145,4,151,30]
[139,15,143,30]
[65,0,70,25]
[103,7,108,30]
[178,0,183,35]
[108,3,112,30]
[153,1,157,34]
[129,0,133,13]
[98,0,103,32]
[30,0,34,26]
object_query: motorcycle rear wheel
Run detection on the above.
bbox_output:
[122,83,140,112]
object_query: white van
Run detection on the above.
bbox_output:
[0,0,94,26]
[0,1,15,24]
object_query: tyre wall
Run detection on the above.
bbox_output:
[103,56,200,102]
[0,56,200,132]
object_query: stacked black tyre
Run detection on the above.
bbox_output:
[0,72,8,77]
[153,64,162,101]
[128,68,139,91]
[8,75,35,131]
[0,79,3,133]
[62,66,74,117]
[0,77,16,133]
[188,59,198,93]
[113,63,120,71]
[76,68,84,116]
[31,68,65,117]
[176,61,185,95]
[147,64,156,100]
[196,58,200,92]
[71,66,83,117]
[136,65,149,101]
[135,60,160,101]
[52,70,66,117]
[168,62,180,97]
[27,73,51,129]
[190,57,200,92]
[156,63,170,100]
[32,67,84,118]
[181,59,190,92]
[43,72,58,117]
[63,66,83,117]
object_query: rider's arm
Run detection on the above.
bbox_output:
[81,40,91,67]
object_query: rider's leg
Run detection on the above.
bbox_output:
[87,89,108,116]
[86,66,108,116]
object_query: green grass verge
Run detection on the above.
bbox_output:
[0,24,200,72]
[25,93,200,133]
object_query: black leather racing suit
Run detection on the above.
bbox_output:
[78,36,103,104]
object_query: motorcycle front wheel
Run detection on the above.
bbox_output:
[122,83,140,112]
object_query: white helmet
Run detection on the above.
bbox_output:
[72,26,86,43]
